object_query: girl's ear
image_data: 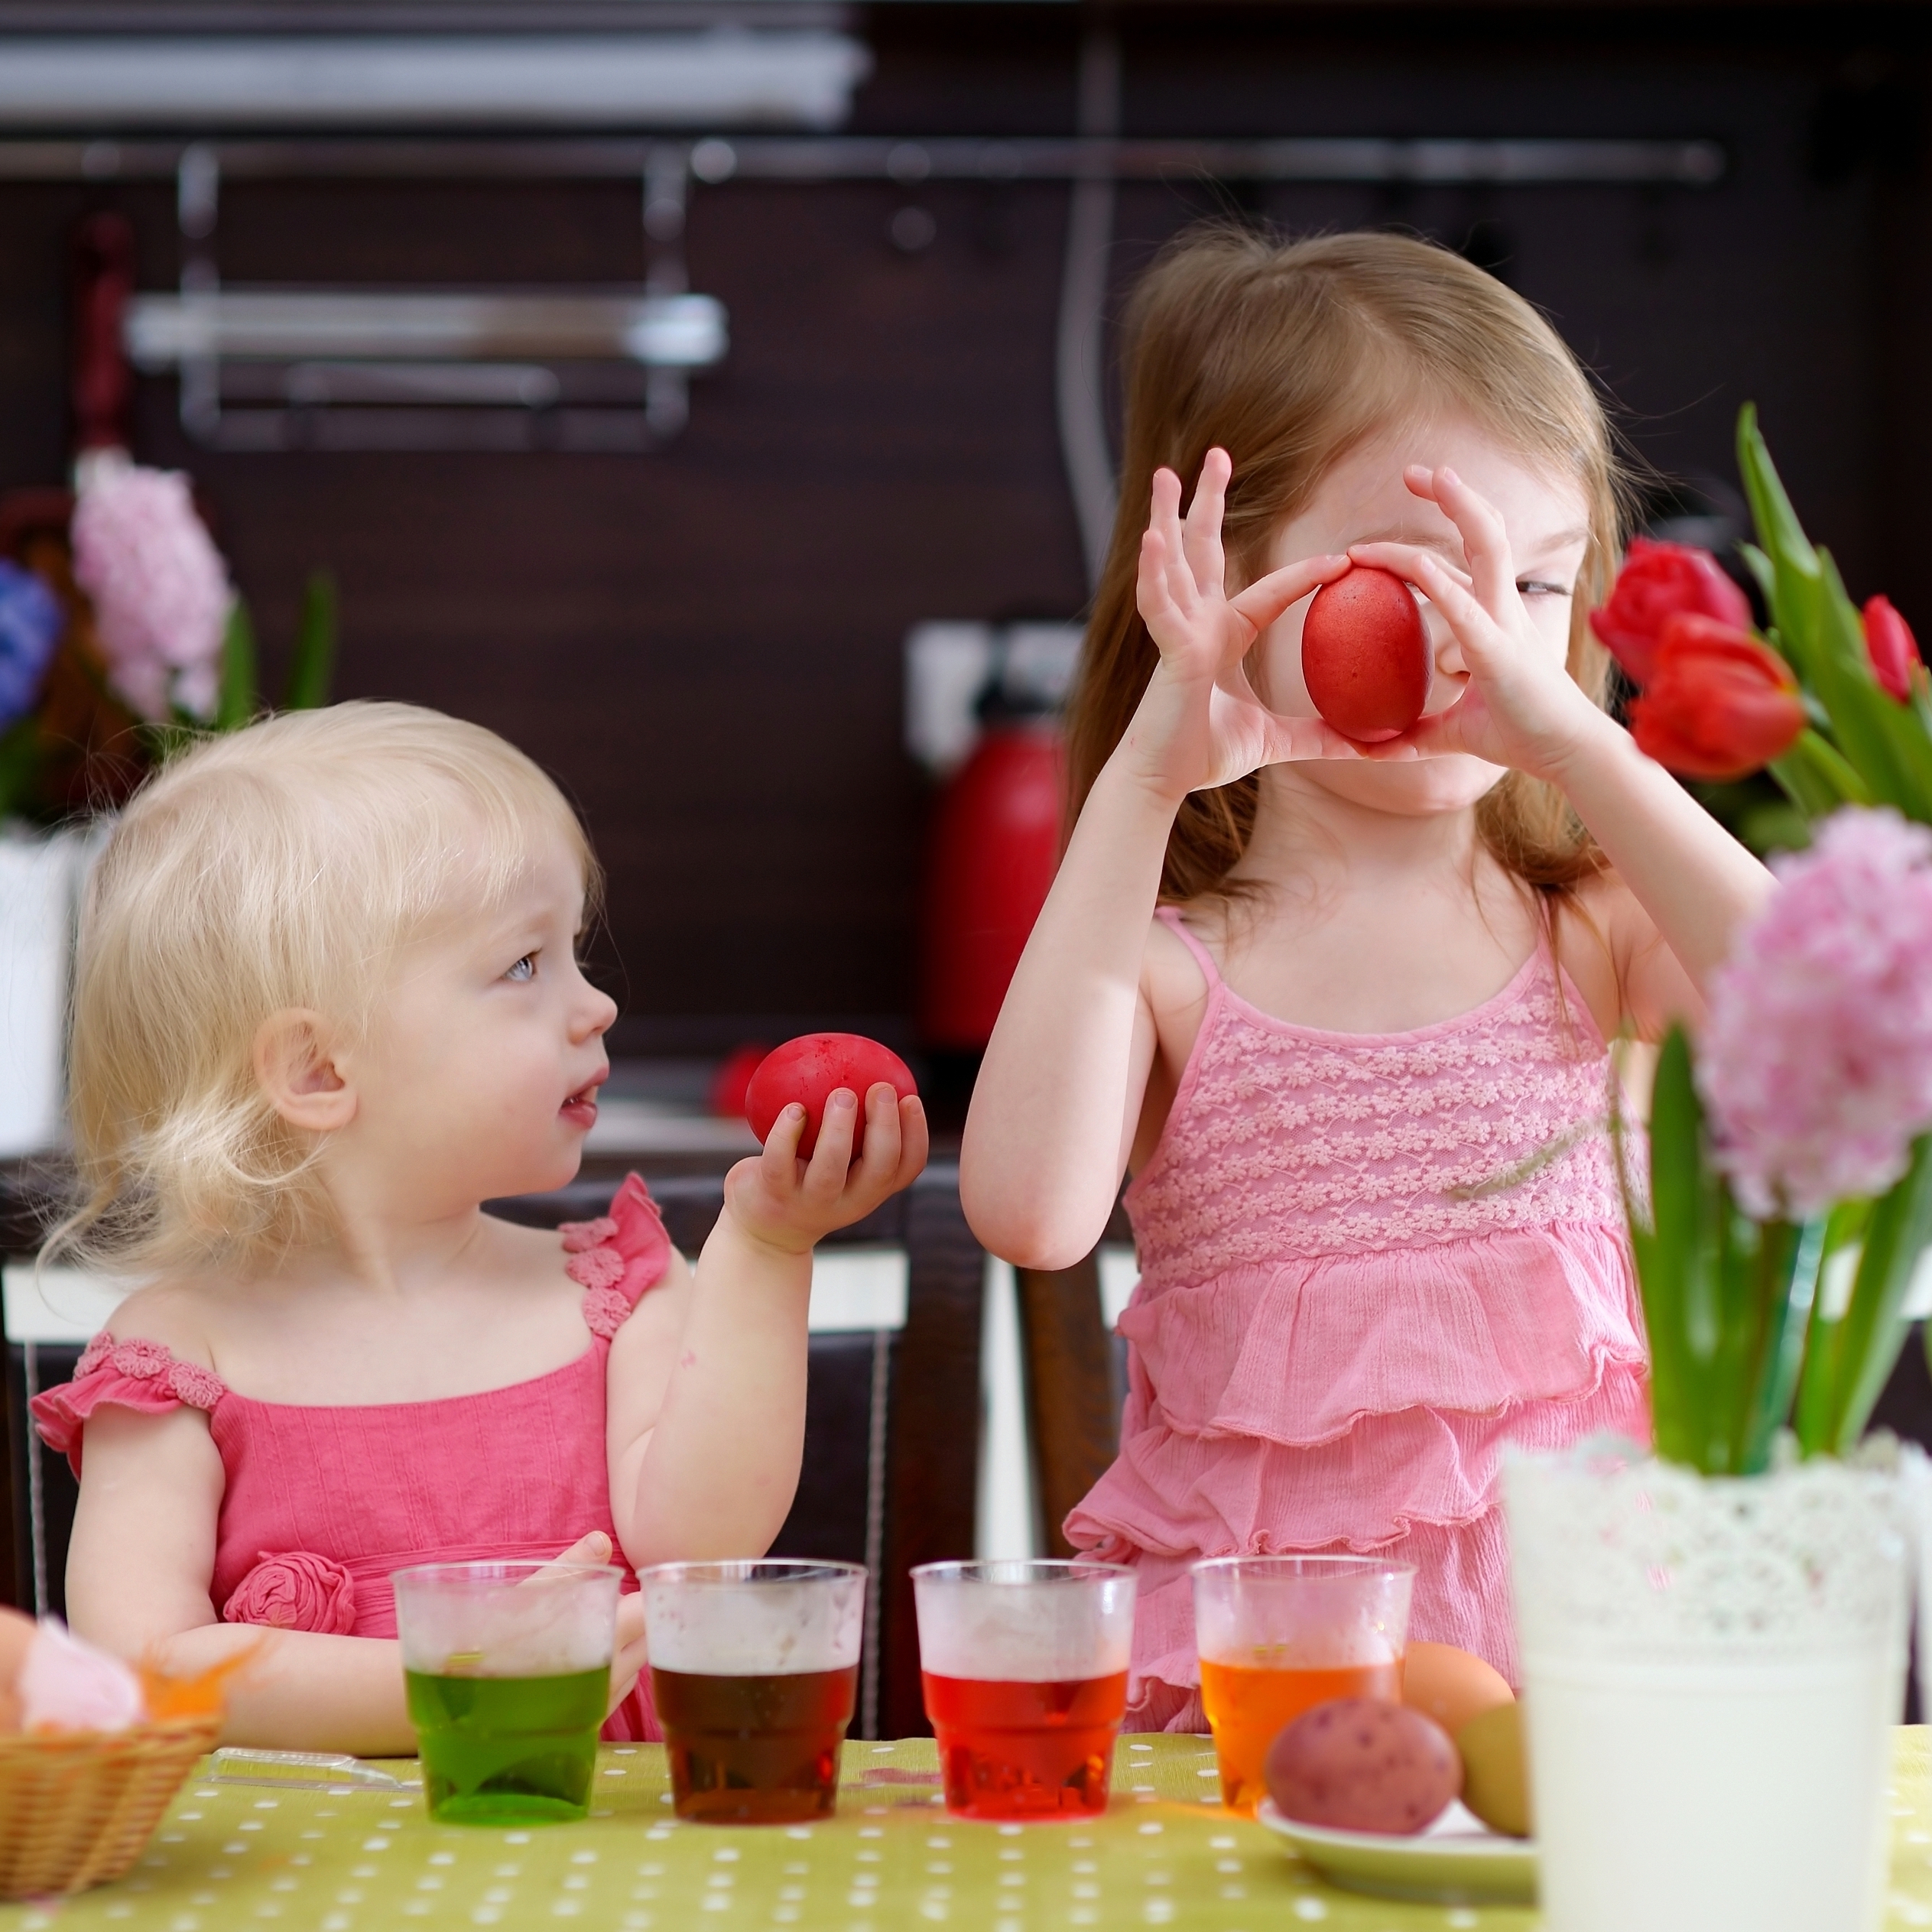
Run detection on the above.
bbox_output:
[253,1009,356,1134]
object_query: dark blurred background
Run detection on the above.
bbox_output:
[1,1,1927,1053]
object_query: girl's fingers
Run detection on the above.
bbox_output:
[1138,530,1196,658]
[1404,549,1497,641]
[1371,547,1505,671]
[1149,467,1194,609]
[1378,693,1486,761]
[613,1594,648,1675]
[1219,672,1375,765]
[760,1102,809,1186]
[1227,553,1352,642]
[529,1531,612,1584]
[1136,528,1176,632]
[1179,448,1232,599]
[608,1595,650,1717]
[847,1083,903,1191]
[800,1089,859,1199]
[1345,541,1473,599]
[892,1094,930,1190]
[1410,464,1515,611]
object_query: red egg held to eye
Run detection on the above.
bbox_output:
[745,1034,918,1160]
[1300,566,1433,742]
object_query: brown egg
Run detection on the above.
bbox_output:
[1456,1699,1533,1838]
[1401,1641,1514,1739]
[1264,1697,1462,1836]
[0,1606,37,1732]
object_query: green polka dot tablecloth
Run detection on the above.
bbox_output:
[8,1729,1932,1931]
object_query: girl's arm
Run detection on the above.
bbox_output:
[606,1083,927,1570]
[963,453,1353,1269]
[69,1411,649,1752]
[66,1404,417,1753]
[1352,466,1770,1037]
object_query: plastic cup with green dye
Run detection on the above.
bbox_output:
[392,1559,620,1825]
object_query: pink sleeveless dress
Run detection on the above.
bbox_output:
[1064,911,1650,1725]
[31,1174,670,1742]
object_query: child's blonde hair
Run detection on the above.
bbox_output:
[59,701,599,1275]
[1066,225,1627,903]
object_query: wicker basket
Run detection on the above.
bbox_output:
[0,1716,222,1898]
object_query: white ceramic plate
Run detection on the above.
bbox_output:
[1256,1797,1537,1906]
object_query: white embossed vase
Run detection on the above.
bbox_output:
[1505,1442,1907,1932]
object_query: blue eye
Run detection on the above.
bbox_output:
[506,953,537,982]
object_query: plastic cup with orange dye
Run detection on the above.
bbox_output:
[1190,1555,1415,1813]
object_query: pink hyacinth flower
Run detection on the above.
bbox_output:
[1700,807,1932,1218]
[70,459,231,722]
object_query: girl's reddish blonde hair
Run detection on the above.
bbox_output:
[1066,225,1626,904]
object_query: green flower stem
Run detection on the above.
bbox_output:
[1771,730,1873,816]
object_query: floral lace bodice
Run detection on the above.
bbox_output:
[1127,911,1625,1283]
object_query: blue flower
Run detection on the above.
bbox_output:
[0,559,61,731]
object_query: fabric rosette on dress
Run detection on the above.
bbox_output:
[223,1550,359,1635]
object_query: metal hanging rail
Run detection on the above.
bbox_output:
[17,126,1726,453]
[0,132,1726,188]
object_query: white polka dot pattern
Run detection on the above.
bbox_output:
[10,1732,1932,1930]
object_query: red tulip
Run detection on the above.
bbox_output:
[1589,537,1753,687]
[1862,595,1919,703]
[1628,613,1806,781]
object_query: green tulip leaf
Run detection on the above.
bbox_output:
[216,598,258,734]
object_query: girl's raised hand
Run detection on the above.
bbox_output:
[724,1083,928,1256]
[1346,464,1602,779]
[1126,449,1361,799]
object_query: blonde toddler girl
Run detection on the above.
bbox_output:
[35,703,926,1751]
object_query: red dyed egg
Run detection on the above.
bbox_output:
[1300,566,1432,742]
[745,1034,918,1160]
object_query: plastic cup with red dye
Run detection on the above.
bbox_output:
[912,1559,1136,1821]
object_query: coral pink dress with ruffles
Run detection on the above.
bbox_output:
[1065,911,1650,1726]
[31,1174,670,1742]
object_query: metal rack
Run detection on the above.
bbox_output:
[5,128,1726,455]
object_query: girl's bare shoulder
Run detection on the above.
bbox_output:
[96,1274,222,1371]
[1141,903,1215,1016]
[1559,868,1652,1035]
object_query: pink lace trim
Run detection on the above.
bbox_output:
[559,1216,619,1254]
[557,1174,672,1336]
[70,1333,225,1410]
[566,1245,627,1293]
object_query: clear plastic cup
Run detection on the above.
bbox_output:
[391,1560,621,1825]
[638,1558,865,1824]
[912,1558,1136,1820]
[1191,1554,1414,1813]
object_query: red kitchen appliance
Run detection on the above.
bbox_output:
[918,705,1063,1051]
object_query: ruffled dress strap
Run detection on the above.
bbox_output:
[559,1171,674,1339]
[31,1334,228,1476]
